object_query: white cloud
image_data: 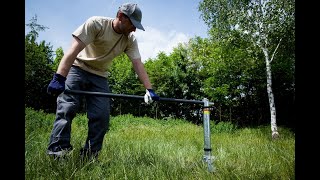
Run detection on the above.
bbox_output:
[134,26,190,62]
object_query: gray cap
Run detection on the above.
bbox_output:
[119,3,145,31]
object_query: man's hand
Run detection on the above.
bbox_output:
[144,89,160,104]
[47,73,66,96]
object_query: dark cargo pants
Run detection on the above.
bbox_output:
[47,66,110,156]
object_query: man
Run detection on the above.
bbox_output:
[46,2,159,159]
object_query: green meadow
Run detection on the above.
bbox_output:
[25,108,295,179]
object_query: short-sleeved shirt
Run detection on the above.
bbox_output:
[72,16,141,77]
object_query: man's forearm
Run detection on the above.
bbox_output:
[56,54,76,77]
[132,59,152,89]
[56,36,86,77]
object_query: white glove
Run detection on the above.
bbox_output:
[144,89,153,104]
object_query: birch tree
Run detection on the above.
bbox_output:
[198,0,295,139]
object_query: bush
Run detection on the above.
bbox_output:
[210,120,238,134]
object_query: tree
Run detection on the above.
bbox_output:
[198,0,295,139]
[52,47,64,72]
[25,15,56,112]
[108,53,145,116]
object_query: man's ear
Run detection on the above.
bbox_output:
[118,12,125,19]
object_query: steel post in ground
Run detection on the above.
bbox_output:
[203,98,215,172]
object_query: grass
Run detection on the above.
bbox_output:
[25,107,295,179]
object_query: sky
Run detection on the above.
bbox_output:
[25,0,209,61]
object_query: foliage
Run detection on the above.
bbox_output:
[25,15,49,41]
[108,53,147,116]
[51,47,64,72]
[198,0,295,127]
[210,120,238,134]
[25,15,56,112]
[144,44,205,123]
[199,0,295,44]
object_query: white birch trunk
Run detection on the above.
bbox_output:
[248,0,283,139]
[261,46,280,139]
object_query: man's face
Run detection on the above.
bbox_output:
[120,13,136,36]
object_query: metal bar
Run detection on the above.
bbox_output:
[203,98,215,172]
[64,89,210,105]
[64,89,144,100]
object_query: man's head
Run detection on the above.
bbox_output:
[118,3,145,31]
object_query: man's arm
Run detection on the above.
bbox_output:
[131,58,152,89]
[132,58,160,103]
[56,35,86,77]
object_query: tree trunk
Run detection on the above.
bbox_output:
[262,47,280,139]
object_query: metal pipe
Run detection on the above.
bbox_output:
[64,89,210,105]
[203,98,215,172]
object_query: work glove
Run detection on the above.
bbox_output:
[144,89,160,104]
[47,73,66,95]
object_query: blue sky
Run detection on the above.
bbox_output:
[25,0,209,61]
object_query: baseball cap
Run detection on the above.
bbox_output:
[119,3,145,31]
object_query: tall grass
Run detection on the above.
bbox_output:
[25,107,295,179]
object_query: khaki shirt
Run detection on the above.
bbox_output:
[72,16,141,77]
